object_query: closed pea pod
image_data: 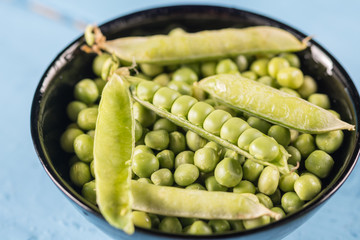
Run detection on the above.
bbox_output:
[258,166,280,195]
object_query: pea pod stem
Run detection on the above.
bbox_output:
[131,180,281,220]
[131,88,290,174]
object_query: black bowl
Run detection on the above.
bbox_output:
[31,5,360,240]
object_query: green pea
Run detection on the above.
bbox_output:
[175,151,194,168]
[258,166,279,195]
[236,55,248,72]
[297,75,317,98]
[168,131,186,154]
[168,27,186,36]
[153,118,177,132]
[308,93,331,109]
[171,95,198,118]
[294,133,316,158]
[281,192,304,213]
[276,67,304,89]
[74,79,99,104]
[139,63,163,77]
[132,152,159,178]
[242,159,264,182]
[224,149,245,165]
[268,57,290,78]
[187,220,212,235]
[294,173,322,201]
[174,163,199,186]
[257,76,278,88]
[69,162,91,187]
[133,102,157,127]
[148,213,160,228]
[187,102,215,126]
[66,123,80,130]
[66,101,87,122]
[60,128,83,153]
[134,145,154,156]
[241,71,258,80]
[136,80,161,101]
[90,160,95,178]
[92,53,111,76]
[229,220,245,231]
[134,120,143,142]
[216,58,238,74]
[305,150,334,178]
[192,84,207,101]
[214,157,243,187]
[270,207,286,221]
[233,180,256,194]
[243,216,270,230]
[87,130,95,138]
[74,134,94,163]
[201,61,217,77]
[94,78,106,95]
[137,178,152,184]
[132,211,152,229]
[250,58,269,77]
[290,129,299,143]
[186,131,207,151]
[203,98,217,106]
[167,80,193,96]
[279,53,300,68]
[156,150,175,170]
[279,172,299,192]
[286,146,301,166]
[315,130,344,154]
[144,130,169,151]
[151,168,174,186]
[267,125,291,146]
[159,217,182,233]
[214,105,237,116]
[256,193,273,209]
[77,108,98,131]
[237,128,264,151]
[205,176,228,192]
[172,67,198,85]
[179,217,198,227]
[328,109,341,119]
[280,87,301,97]
[269,188,282,206]
[81,180,96,205]
[203,109,232,136]
[185,183,206,190]
[220,117,250,144]
[249,136,280,161]
[194,147,219,173]
[209,219,230,233]
[153,87,181,111]
[153,73,170,86]
[247,117,271,134]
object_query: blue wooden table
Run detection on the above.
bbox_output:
[1,0,360,239]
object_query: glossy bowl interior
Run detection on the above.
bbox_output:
[31,5,360,240]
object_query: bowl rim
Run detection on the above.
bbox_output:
[31,4,360,239]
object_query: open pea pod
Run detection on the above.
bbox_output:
[95,26,307,65]
[131,180,281,220]
[197,74,355,134]
[94,74,134,234]
[126,75,290,174]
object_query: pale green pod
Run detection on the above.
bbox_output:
[198,74,354,133]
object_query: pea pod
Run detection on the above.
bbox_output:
[96,26,307,65]
[127,76,290,174]
[197,74,355,133]
[131,180,281,220]
[94,74,134,234]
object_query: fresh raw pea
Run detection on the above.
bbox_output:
[267,57,290,78]
[132,211,152,229]
[60,128,84,153]
[74,134,94,163]
[159,217,182,233]
[81,180,96,205]
[77,108,98,131]
[315,130,344,154]
[174,163,199,186]
[151,168,174,186]
[156,150,175,170]
[175,151,195,168]
[257,166,280,195]
[308,93,331,109]
[168,131,186,154]
[194,147,219,173]
[279,172,299,192]
[305,150,334,178]
[167,81,193,96]
[294,173,322,201]
[256,193,274,209]
[197,74,354,133]
[67,101,87,122]
[276,67,304,89]
[92,53,111,77]
[294,133,316,158]
[74,79,99,104]
[131,180,281,220]
[233,180,256,194]
[93,74,134,234]
[139,63,163,77]
[297,75,317,98]
[205,176,228,192]
[208,219,230,233]
[132,152,159,178]
[250,58,269,77]
[144,130,170,151]
[281,192,304,213]
[247,116,272,134]
[69,161,92,187]
[187,221,212,235]
[98,26,307,64]
[172,67,198,84]
[153,118,177,132]
[214,157,243,187]
[216,58,238,74]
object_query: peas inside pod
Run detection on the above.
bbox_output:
[59,26,354,235]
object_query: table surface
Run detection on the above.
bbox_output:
[1,0,360,239]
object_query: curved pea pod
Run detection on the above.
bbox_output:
[129,76,290,174]
[197,74,355,133]
[94,74,135,234]
[131,180,281,220]
[97,26,307,65]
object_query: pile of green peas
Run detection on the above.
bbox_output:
[60,49,344,234]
